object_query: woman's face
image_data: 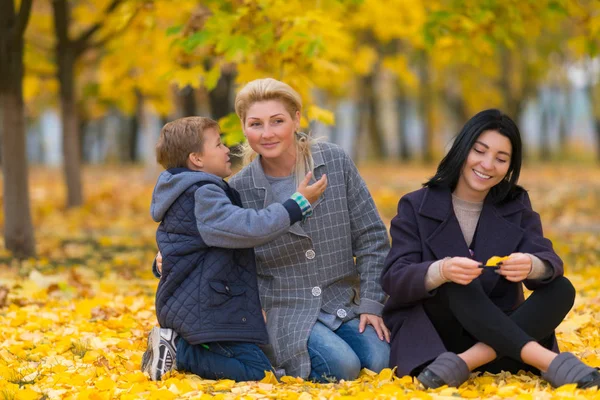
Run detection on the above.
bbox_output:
[243,100,300,163]
[454,129,512,202]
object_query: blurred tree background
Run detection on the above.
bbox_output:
[1,0,599,258]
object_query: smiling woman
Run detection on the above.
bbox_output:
[382,109,600,390]
[227,78,391,381]
[454,129,512,202]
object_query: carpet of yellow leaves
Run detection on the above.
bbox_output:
[0,164,599,400]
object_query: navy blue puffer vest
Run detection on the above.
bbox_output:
[155,181,268,345]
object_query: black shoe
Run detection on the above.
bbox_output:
[417,368,448,389]
[416,352,470,389]
[577,369,600,389]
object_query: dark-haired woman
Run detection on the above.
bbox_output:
[382,109,600,389]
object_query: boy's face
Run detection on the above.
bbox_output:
[195,128,232,178]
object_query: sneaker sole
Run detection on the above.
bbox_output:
[148,327,162,381]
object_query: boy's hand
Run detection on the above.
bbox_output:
[496,252,531,282]
[442,257,483,285]
[297,172,327,205]
[156,251,163,274]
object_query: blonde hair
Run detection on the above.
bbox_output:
[234,78,317,186]
[156,116,219,169]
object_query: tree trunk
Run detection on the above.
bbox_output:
[180,85,196,117]
[587,77,600,163]
[557,87,569,154]
[0,0,36,258]
[209,70,235,120]
[539,93,551,161]
[58,48,83,206]
[54,0,83,207]
[128,91,142,163]
[418,51,434,163]
[500,46,518,120]
[356,72,385,160]
[396,84,411,161]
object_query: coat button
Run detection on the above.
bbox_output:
[336,309,347,319]
[242,317,247,322]
[305,249,316,259]
[311,286,321,297]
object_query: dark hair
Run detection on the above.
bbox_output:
[424,109,524,203]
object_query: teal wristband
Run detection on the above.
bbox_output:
[291,192,313,220]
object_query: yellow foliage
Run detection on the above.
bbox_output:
[0,165,600,399]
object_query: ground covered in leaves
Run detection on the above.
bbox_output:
[0,164,599,399]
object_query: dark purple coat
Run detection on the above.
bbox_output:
[381,186,563,377]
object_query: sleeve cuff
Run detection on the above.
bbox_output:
[425,259,449,291]
[290,192,313,221]
[282,198,303,225]
[358,298,384,316]
[527,254,553,280]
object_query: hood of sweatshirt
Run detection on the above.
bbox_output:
[150,168,227,222]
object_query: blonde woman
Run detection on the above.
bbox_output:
[228,78,390,381]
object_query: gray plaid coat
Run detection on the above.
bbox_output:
[229,142,389,378]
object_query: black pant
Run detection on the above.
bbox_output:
[423,276,575,374]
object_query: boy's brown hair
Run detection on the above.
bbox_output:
[156,116,219,169]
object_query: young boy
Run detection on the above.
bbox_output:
[141,116,327,381]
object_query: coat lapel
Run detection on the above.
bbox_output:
[472,196,525,264]
[420,187,526,293]
[471,196,525,292]
[308,145,326,211]
[420,187,472,260]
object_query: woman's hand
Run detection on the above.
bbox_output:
[156,251,163,274]
[497,252,531,282]
[359,314,391,343]
[441,257,483,285]
[296,172,327,205]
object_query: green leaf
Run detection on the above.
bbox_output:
[181,31,211,54]
[218,113,245,146]
[304,38,323,58]
[166,25,183,36]
[221,35,251,59]
[277,39,295,53]
[547,1,568,15]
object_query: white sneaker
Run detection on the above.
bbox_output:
[141,327,178,381]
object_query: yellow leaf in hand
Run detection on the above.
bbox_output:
[485,256,509,266]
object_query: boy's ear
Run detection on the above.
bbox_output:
[188,152,203,169]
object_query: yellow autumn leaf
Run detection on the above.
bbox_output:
[307,105,335,126]
[260,370,279,384]
[16,387,41,400]
[485,255,510,266]
[1,165,600,400]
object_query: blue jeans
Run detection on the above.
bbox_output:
[307,319,390,382]
[176,338,274,381]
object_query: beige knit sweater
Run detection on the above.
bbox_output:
[424,194,551,291]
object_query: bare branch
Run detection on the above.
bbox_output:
[86,7,140,52]
[15,0,33,37]
[74,0,123,54]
